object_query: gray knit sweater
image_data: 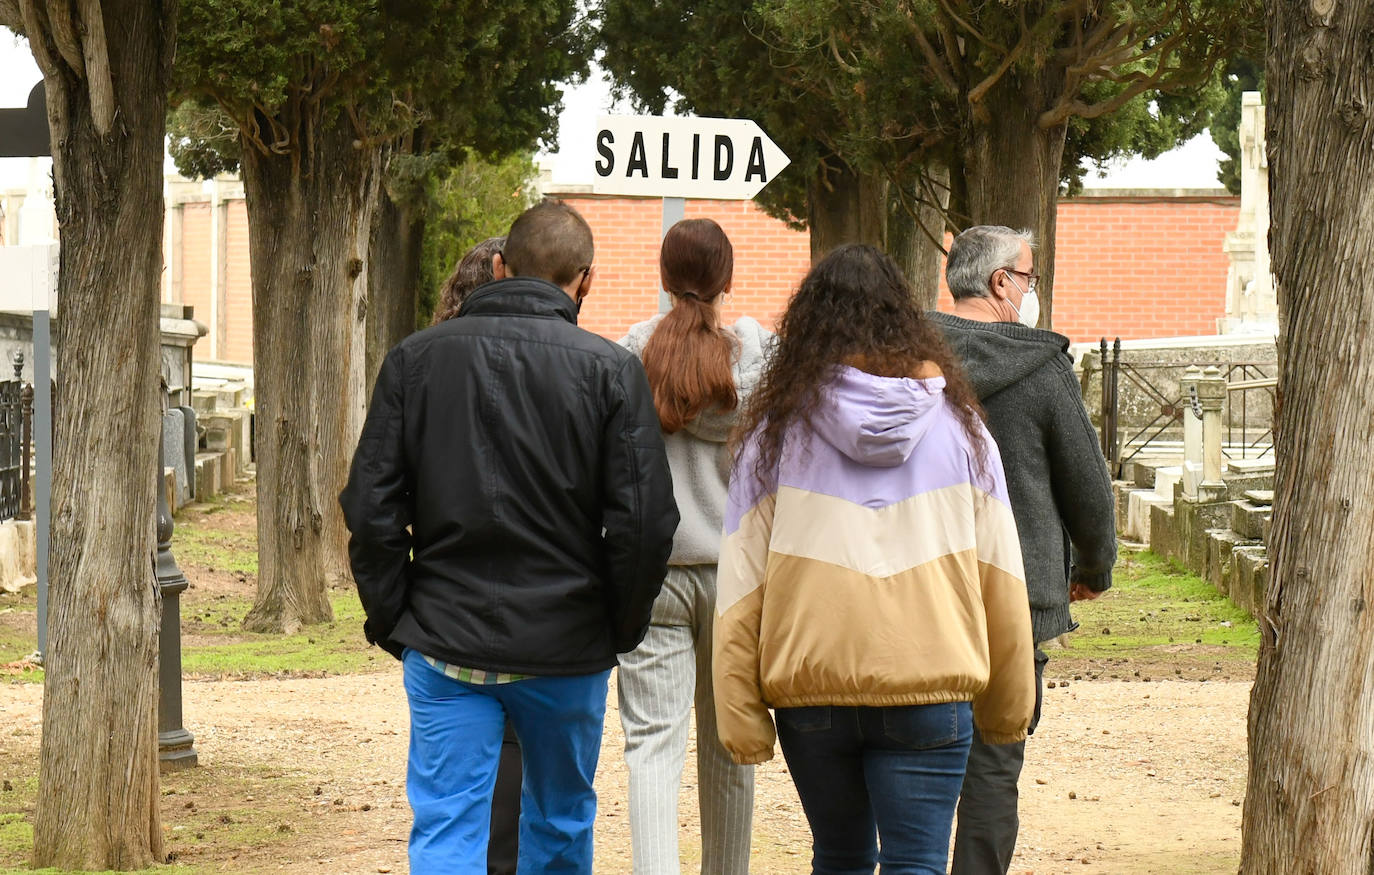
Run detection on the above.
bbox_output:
[931,312,1117,644]
[620,315,772,565]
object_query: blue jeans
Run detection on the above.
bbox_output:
[402,649,610,874]
[776,702,973,875]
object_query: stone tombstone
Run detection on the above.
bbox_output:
[161,408,191,508]
[1221,92,1277,334]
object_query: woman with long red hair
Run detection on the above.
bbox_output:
[617,218,768,874]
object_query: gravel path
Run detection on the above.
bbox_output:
[2,668,1249,873]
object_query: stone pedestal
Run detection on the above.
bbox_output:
[1220,92,1278,335]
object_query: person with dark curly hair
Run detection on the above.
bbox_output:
[426,233,519,875]
[712,244,1035,874]
[431,236,505,326]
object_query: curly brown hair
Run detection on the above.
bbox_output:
[736,244,987,486]
[431,236,505,325]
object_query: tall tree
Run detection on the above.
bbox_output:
[0,1,175,868]
[1210,55,1264,195]
[596,0,893,257]
[174,1,586,632]
[1240,2,1374,869]
[754,0,1255,324]
[415,150,539,324]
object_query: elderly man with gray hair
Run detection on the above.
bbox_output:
[931,225,1117,875]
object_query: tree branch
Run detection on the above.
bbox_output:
[908,14,958,96]
[936,0,1004,53]
[75,0,114,135]
[45,0,84,76]
[0,0,22,30]
[887,168,950,254]
[17,0,58,79]
[827,30,859,76]
[934,8,965,81]
[967,27,1030,105]
[1038,55,1210,127]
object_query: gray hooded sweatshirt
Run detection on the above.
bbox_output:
[931,312,1117,644]
[621,315,772,565]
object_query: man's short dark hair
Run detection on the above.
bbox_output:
[502,199,595,287]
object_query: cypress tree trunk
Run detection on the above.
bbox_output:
[1240,2,1374,869]
[25,0,175,866]
[240,118,379,633]
[888,163,950,309]
[806,157,888,259]
[365,188,425,396]
[960,72,1067,327]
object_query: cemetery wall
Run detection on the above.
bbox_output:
[164,187,1240,364]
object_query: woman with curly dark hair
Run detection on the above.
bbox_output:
[425,233,519,875]
[431,236,505,326]
[712,244,1035,874]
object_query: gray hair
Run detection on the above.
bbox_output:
[945,225,1035,300]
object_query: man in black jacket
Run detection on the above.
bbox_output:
[932,225,1117,875]
[340,199,679,873]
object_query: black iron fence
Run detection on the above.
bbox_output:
[1097,338,1277,479]
[0,356,29,523]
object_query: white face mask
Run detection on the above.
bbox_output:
[1005,273,1040,328]
[1012,290,1039,328]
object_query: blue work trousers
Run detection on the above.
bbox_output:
[402,649,610,874]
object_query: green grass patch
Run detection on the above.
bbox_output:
[0,761,320,874]
[0,587,42,684]
[0,814,31,863]
[181,591,385,677]
[173,519,257,577]
[1059,548,1260,663]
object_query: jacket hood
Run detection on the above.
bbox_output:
[811,366,947,467]
[929,312,1069,400]
[621,314,773,443]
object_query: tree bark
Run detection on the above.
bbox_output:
[28,1,174,868]
[806,156,888,260]
[960,71,1068,328]
[1240,3,1374,869]
[888,164,950,309]
[365,188,425,397]
[240,119,379,634]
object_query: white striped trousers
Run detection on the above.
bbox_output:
[618,564,755,875]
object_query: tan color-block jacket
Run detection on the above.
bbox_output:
[713,367,1036,764]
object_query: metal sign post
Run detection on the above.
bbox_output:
[590,114,791,314]
[1,80,55,660]
[0,245,55,657]
[32,260,52,658]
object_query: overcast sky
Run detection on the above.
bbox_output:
[1,33,1226,192]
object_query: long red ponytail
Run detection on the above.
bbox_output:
[640,219,738,433]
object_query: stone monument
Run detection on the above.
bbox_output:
[1220,92,1278,335]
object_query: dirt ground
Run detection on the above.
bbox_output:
[0,489,1252,872]
[1,667,1249,874]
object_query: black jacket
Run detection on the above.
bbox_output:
[340,278,679,674]
[931,313,1117,644]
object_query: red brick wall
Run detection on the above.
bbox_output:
[567,193,1239,344]
[166,191,1239,361]
[1047,197,1237,341]
[571,196,810,339]
[223,200,253,364]
[179,203,212,338]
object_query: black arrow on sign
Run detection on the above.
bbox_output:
[0,83,51,158]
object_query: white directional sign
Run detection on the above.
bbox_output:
[591,115,790,200]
